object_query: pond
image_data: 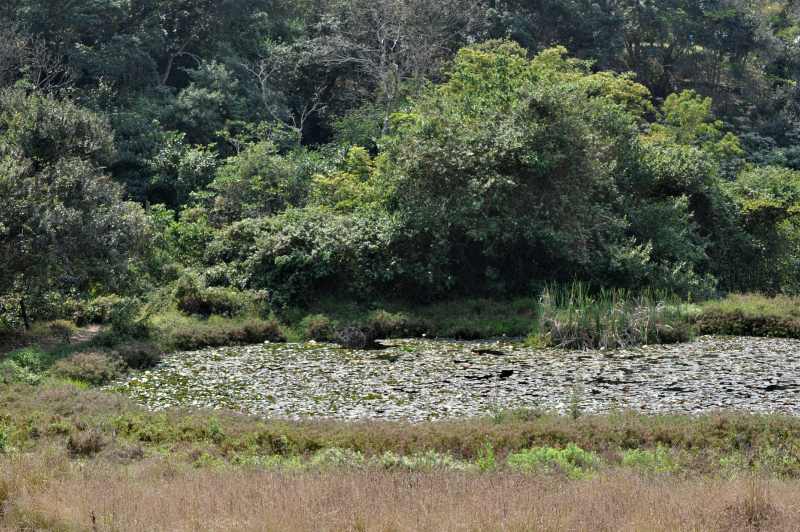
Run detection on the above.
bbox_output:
[111,336,800,421]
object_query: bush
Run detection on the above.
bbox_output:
[0,359,40,385]
[365,310,427,339]
[6,346,51,372]
[335,326,372,349]
[67,429,107,457]
[174,274,249,317]
[115,341,162,370]
[696,312,800,338]
[377,450,472,472]
[72,295,125,325]
[107,298,149,339]
[48,320,76,343]
[300,314,336,341]
[621,446,676,473]
[206,208,401,308]
[507,444,601,479]
[696,295,800,339]
[167,318,286,351]
[52,351,126,385]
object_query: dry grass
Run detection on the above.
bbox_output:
[1,452,797,531]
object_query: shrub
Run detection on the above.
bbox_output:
[107,298,149,339]
[507,444,601,479]
[695,296,800,339]
[67,429,107,457]
[0,425,7,453]
[335,326,372,349]
[115,341,162,370]
[206,208,401,308]
[7,346,51,372]
[310,448,366,469]
[72,295,125,325]
[300,314,336,341]
[366,310,427,339]
[0,360,40,385]
[696,312,800,338]
[90,329,131,349]
[377,451,473,472]
[167,318,286,351]
[48,320,76,343]
[621,446,676,473]
[175,279,248,318]
[52,351,126,385]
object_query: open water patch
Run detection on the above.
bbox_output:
[110,336,800,421]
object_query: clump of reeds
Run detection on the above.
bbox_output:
[529,282,694,349]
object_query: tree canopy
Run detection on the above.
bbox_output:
[2,0,800,321]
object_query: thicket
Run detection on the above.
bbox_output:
[2,1,800,334]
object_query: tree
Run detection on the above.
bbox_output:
[0,25,73,91]
[726,165,800,293]
[239,40,329,144]
[315,0,487,134]
[379,42,653,293]
[0,90,148,328]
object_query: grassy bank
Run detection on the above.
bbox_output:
[4,292,800,382]
[696,293,800,339]
[152,290,800,351]
[3,382,800,475]
[2,382,800,530]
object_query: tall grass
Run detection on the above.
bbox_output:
[529,283,696,349]
[1,464,793,531]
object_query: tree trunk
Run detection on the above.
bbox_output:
[19,295,30,330]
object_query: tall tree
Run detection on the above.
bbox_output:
[0,90,147,327]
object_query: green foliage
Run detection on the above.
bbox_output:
[692,294,800,339]
[161,316,286,351]
[377,450,473,472]
[207,207,400,308]
[107,298,149,339]
[52,351,126,385]
[364,310,426,339]
[310,147,383,212]
[299,314,336,342]
[72,295,126,326]
[476,442,497,472]
[621,446,678,474]
[507,444,601,479]
[0,360,41,385]
[4,1,800,330]
[726,166,800,293]
[529,283,695,349]
[147,131,218,207]
[208,143,322,224]
[6,346,52,373]
[0,90,148,328]
[173,273,253,318]
[114,342,163,370]
[378,41,729,296]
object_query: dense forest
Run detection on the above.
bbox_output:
[3,0,800,331]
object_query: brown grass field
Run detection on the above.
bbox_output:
[0,447,797,531]
[4,383,800,530]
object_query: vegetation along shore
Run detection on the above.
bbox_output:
[5,0,800,530]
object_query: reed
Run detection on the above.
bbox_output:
[529,282,695,349]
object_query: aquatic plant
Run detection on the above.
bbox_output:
[529,282,695,349]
